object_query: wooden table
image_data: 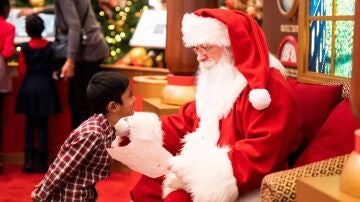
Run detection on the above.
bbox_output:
[297,175,360,202]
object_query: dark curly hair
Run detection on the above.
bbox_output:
[25,14,45,38]
[87,71,129,115]
[0,0,10,18]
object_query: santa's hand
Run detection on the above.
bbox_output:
[111,136,121,148]
[111,134,131,147]
[168,155,187,178]
[162,172,186,199]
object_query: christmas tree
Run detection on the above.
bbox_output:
[95,0,148,64]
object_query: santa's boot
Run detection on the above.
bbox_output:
[35,150,48,173]
[23,148,35,173]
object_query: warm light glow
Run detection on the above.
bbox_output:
[115,35,122,41]
[106,37,113,43]
[108,24,115,30]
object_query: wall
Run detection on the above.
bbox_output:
[262,0,298,60]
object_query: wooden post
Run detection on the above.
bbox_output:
[161,0,218,105]
[165,0,218,75]
[351,0,360,122]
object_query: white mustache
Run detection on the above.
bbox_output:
[199,59,216,69]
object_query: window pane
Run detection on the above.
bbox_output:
[336,0,355,16]
[309,0,332,16]
[308,20,332,74]
[334,21,354,77]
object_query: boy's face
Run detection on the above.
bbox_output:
[117,86,135,117]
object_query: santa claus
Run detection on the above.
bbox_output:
[124,8,301,202]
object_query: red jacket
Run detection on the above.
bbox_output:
[0,16,15,93]
[0,16,15,59]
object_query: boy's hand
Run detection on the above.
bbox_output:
[31,192,41,202]
[31,180,43,202]
[111,135,131,147]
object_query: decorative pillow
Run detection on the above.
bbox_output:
[322,80,350,99]
[291,81,343,152]
[295,99,359,167]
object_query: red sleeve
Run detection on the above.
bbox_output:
[17,51,27,76]
[1,25,15,59]
[229,71,302,193]
[161,102,197,155]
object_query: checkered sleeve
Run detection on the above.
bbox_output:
[36,132,101,201]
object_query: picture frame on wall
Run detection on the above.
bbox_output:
[129,9,167,49]
[276,0,298,19]
[277,35,298,68]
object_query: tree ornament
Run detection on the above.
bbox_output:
[115,20,125,32]
[28,0,45,7]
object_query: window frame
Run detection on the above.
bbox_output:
[297,0,354,83]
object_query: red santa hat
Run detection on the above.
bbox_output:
[182,8,271,110]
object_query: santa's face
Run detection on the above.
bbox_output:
[192,45,225,69]
[195,47,246,119]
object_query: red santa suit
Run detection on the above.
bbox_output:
[127,9,302,202]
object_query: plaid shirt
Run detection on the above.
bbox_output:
[36,114,114,201]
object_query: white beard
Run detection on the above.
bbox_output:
[165,52,246,201]
[199,58,216,69]
[195,51,248,121]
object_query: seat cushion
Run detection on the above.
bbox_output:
[295,99,359,166]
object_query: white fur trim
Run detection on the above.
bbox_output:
[249,89,271,110]
[182,13,230,47]
[126,112,163,145]
[163,132,239,202]
[114,118,129,137]
[269,53,287,77]
[162,172,186,199]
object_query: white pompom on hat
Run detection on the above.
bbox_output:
[182,9,271,110]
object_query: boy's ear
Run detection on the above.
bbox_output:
[106,101,118,113]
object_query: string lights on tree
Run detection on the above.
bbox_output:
[96,0,148,64]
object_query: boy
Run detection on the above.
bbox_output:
[31,71,135,201]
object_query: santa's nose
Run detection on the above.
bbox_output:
[197,53,208,62]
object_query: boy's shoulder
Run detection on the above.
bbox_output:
[71,114,109,139]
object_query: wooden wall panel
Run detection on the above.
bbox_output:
[262,0,298,58]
